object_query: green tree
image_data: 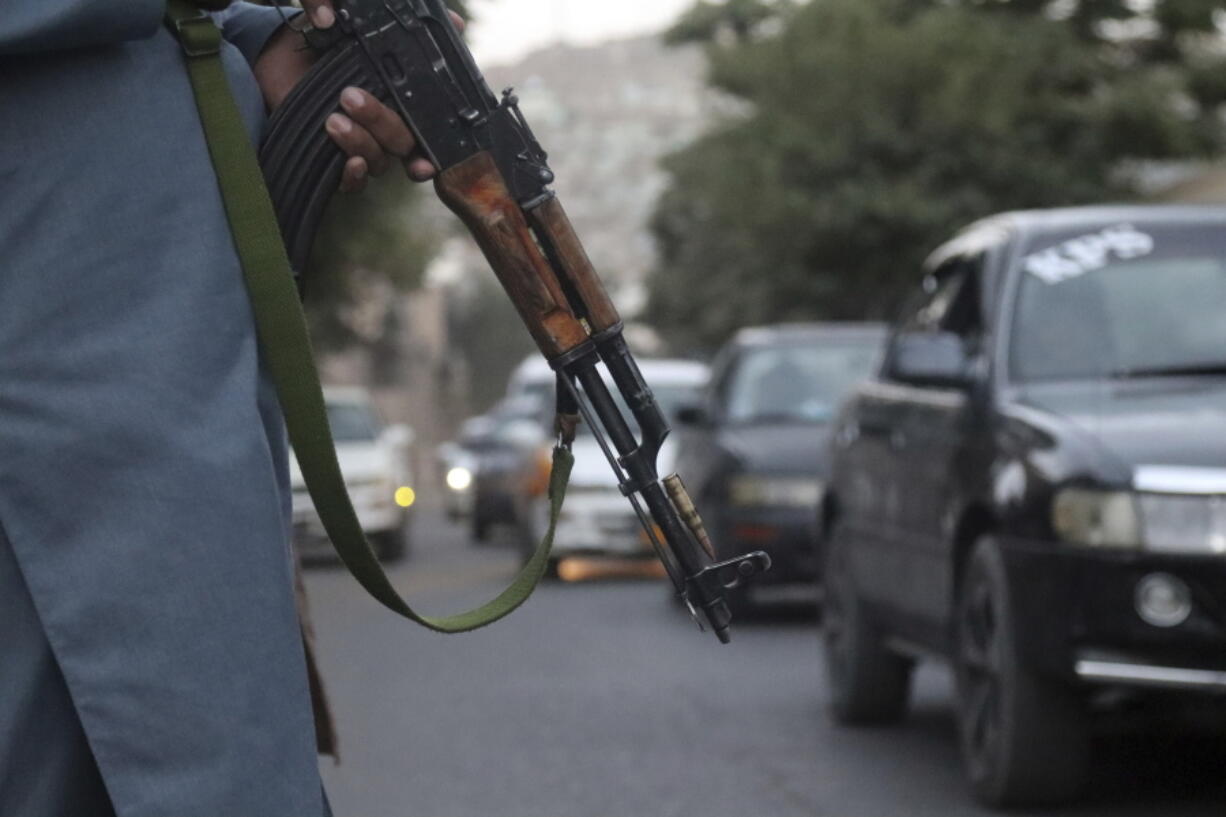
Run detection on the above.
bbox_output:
[302,174,437,350]
[665,0,793,46]
[648,0,1226,349]
[446,275,536,412]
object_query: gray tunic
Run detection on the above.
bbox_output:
[0,3,326,815]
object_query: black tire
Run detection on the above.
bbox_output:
[822,524,913,725]
[954,537,1090,808]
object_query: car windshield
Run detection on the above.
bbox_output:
[327,402,381,443]
[1010,222,1226,382]
[723,342,880,424]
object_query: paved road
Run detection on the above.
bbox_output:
[305,510,1226,817]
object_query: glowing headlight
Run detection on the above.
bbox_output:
[729,476,824,509]
[1051,489,1141,548]
[1136,494,1226,555]
[446,467,473,492]
[1053,489,1226,554]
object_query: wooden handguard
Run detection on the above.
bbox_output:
[528,196,622,334]
[435,153,590,358]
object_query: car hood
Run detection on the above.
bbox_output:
[715,422,831,475]
[1015,379,1226,471]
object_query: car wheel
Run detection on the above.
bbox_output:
[955,537,1089,808]
[823,523,912,725]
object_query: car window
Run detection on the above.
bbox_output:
[722,343,881,425]
[940,257,985,340]
[1009,223,1226,382]
[898,255,984,339]
[901,272,966,334]
[884,254,985,383]
[327,402,381,443]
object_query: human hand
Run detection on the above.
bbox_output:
[299,1,466,192]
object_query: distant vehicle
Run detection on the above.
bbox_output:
[445,397,549,542]
[505,354,556,408]
[290,387,415,562]
[436,438,477,522]
[673,324,885,611]
[516,359,710,573]
[821,207,1226,808]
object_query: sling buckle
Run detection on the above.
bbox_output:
[168,8,222,58]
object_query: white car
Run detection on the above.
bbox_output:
[290,387,416,562]
[517,359,710,571]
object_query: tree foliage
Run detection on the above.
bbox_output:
[648,0,1226,350]
[302,174,438,350]
[665,0,795,46]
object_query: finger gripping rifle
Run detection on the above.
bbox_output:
[260,0,771,642]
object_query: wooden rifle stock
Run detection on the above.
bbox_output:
[526,197,622,335]
[435,153,589,358]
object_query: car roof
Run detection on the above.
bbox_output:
[508,354,555,385]
[971,204,1226,242]
[731,322,888,347]
[633,358,710,385]
[928,204,1226,270]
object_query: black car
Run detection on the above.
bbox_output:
[675,323,885,611]
[821,206,1226,808]
[456,397,549,542]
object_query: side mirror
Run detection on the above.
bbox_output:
[676,403,711,428]
[890,331,973,387]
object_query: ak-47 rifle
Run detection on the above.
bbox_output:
[260,0,771,643]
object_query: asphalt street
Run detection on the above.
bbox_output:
[305,509,1226,817]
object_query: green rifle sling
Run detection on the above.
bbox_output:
[164,0,570,633]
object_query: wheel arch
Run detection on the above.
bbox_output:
[951,502,998,600]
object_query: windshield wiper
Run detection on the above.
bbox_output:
[1110,362,1226,379]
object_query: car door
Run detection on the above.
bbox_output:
[895,255,992,634]
[847,269,972,625]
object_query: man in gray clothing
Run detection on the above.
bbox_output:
[0,2,441,814]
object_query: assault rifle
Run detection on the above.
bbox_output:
[259,0,771,642]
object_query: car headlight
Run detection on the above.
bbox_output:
[446,466,474,492]
[1052,488,1226,554]
[729,476,825,509]
[1135,493,1226,555]
[1051,489,1142,548]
